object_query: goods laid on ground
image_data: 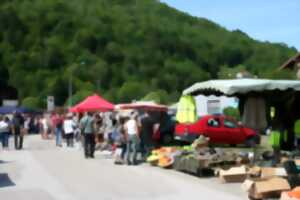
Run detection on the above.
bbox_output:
[260,167,288,178]
[282,160,300,188]
[147,147,180,168]
[147,136,249,176]
[219,165,248,183]
[146,136,300,199]
[242,177,291,199]
[173,150,241,176]
[220,166,289,184]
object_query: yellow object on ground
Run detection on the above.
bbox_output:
[146,155,159,162]
[147,147,178,168]
[158,155,173,168]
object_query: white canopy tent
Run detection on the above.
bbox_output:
[182,78,300,149]
[183,79,300,96]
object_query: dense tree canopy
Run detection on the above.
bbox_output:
[0,0,297,108]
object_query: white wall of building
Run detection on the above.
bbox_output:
[195,95,238,117]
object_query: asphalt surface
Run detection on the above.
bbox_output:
[0,135,249,200]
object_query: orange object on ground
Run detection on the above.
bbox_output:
[287,187,300,199]
[158,155,173,168]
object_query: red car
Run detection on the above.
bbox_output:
[175,115,259,146]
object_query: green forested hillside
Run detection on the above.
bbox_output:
[0,0,297,107]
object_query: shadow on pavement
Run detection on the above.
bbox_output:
[0,173,16,188]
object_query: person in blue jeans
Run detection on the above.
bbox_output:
[125,114,140,165]
[51,112,64,147]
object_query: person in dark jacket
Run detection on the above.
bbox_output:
[140,112,155,160]
[80,112,95,158]
[12,112,25,150]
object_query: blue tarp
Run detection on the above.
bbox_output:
[0,106,35,114]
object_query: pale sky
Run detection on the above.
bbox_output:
[160,0,300,50]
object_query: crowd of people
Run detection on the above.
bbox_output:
[0,112,27,150]
[0,110,160,166]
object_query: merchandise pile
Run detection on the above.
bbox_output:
[146,135,300,199]
[147,136,249,175]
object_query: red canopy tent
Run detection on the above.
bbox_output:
[69,94,114,113]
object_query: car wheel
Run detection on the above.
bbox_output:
[245,137,257,148]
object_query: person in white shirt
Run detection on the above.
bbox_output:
[41,115,49,139]
[125,113,140,165]
[63,113,76,147]
[0,115,10,149]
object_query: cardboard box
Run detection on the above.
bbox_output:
[261,167,287,178]
[248,166,261,177]
[242,177,291,199]
[219,165,247,183]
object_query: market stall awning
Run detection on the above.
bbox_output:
[183,79,300,96]
[115,101,168,112]
[70,94,114,112]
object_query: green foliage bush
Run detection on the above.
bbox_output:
[64,90,94,107]
[223,106,240,121]
[142,89,169,104]
[21,97,42,109]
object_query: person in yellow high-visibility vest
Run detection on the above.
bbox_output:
[294,119,300,149]
[269,127,288,166]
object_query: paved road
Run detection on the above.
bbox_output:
[0,135,248,200]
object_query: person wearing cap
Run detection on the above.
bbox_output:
[63,113,76,147]
[125,113,140,165]
[80,112,95,158]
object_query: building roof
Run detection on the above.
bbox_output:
[279,52,300,70]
